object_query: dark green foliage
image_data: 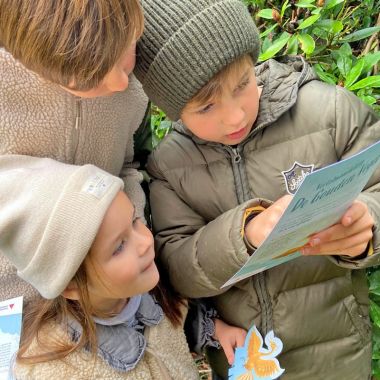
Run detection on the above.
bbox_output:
[369,267,380,378]
[151,105,172,148]
[244,0,380,113]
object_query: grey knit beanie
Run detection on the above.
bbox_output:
[135,0,260,121]
[0,155,123,299]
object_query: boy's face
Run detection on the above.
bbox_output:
[85,191,159,313]
[62,41,137,98]
[181,60,261,145]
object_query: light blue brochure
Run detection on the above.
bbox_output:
[223,140,380,288]
[0,296,23,380]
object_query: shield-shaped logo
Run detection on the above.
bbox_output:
[281,161,314,195]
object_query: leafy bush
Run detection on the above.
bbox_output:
[151,105,172,148]
[245,0,380,112]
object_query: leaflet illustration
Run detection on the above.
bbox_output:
[0,296,23,380]
[223,140,380,288]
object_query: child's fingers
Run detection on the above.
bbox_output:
[235,330,247,348]
[246,195,293,247]
[221,339,235,365]
[309,211,373,247]
[227,351,235,366]
[273,194,293,213]
[303,229,372,257]
[340,201,369,227]
[309,224,367,247]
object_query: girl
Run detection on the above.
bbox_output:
[0,155,246,379]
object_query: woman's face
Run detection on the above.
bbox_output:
[62,41,137,98]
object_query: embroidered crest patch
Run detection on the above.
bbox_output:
[281,162,314,195]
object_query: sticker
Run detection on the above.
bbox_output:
[81,173,113,199]
[281,162,314,195]
[229,325,284,380]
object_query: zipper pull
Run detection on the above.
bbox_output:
[232,148,242,163]
[75,115,79,130]
[75,98,81,130]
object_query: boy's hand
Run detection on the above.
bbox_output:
[214,318,247,365]
[245,195,293,248]
[302,200,374,258]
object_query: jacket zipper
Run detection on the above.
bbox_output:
[73,98,82,160]
[225,143,273,336]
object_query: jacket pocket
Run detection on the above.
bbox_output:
[343,295,372,344]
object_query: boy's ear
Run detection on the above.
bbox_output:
[61,281,80,300]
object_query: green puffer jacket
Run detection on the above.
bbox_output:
[147,57,380,380]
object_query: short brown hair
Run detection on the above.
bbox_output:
[0,0,143,90]
[185,54,254,109]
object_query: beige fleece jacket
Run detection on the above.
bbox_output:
[14,316,198,380]
[0,48,148,302]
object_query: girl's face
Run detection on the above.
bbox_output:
[85,191,159,314]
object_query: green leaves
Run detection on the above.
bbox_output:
[344,60,365,88]
[259,33,291,61]
[336,54,352,78]
[362,52,380,74]
[340,26,380,43]
[151,107,171,148]
[314,64,337,85]
[369,271,380,296]
[297,34,315,55]
[371,300,380,329]
[260,23,278,38]
[298,14,321,29]
[257,9,273,19]
[287,35,299,55]
[348,76,380,91]
[281,0,290,18]
[295,0,316,7]
[325,0,344,9]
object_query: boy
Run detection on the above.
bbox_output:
[0,0,148,302]
[135,0,380,379]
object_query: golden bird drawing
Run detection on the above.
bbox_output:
[236,326,284,380]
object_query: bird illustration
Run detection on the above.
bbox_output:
[236,326,284,380]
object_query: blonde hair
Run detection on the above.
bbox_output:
[17,258,184,365]
[186,54,254,108]
[0,0,143,90]
[17,263,97,365]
